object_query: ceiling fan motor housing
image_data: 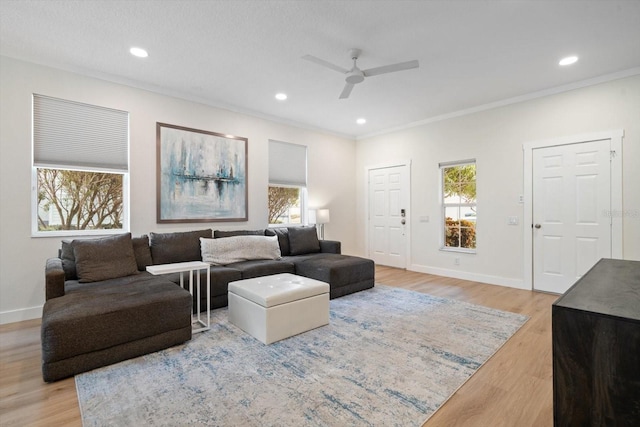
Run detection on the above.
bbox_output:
[346,70,365,84]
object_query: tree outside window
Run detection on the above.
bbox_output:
[268,185,302,225]
[37,168,124,231]
[442,162,476,250]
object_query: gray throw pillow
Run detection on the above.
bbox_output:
[60,239,77,280]
[132,235,153,271]
[72,233,139,283]
[149,229,212,264]
[288,226,321,255]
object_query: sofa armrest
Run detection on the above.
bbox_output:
[45,258,66,300]
[319,240,341,254]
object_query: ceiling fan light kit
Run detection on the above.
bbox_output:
[302,48,419,99]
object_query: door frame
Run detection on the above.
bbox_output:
[365,160,412,269]
[522,130,623,291]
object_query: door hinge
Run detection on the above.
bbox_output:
[610,150,617,160]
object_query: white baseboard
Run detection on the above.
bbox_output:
[409,264,529,290]
[0,305,42,325]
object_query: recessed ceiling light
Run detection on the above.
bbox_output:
[130,47,148,58]
[356,118,367,125]
[275,93,287,101]
[559,56,578,66]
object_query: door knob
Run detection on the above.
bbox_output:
[534,224,541,229]
[401,219,406,225]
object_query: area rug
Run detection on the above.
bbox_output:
[75,285,528,426]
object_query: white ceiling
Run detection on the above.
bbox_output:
[1,0,639,139]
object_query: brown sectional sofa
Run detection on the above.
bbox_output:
[41,226,374,382]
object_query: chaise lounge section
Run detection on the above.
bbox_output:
[41,233,193,382]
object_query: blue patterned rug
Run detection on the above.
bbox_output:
[75,285,528,426]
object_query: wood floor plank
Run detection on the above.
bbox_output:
[0,266,557,426]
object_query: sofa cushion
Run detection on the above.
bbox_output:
[225,259,296,279]
[265,227,291,256]
[288,253,375,289]
[214,229,265,238]
[42,274,192,363]
[72,233,139,283]
[149,229,212,264]
[201,235,281,265]
[288,226,321,255]
[132,235,153,271]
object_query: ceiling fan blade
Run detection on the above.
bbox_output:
[302,54,349,74]
[363,60,419,77]
[339,83,355,99]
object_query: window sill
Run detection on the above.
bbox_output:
[31,229,128,239]
[439,247,477,254]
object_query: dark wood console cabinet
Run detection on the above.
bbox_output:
[552,258,640,426]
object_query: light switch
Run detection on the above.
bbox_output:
[508,216,519,225]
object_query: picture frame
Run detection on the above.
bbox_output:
[156,122,248,223]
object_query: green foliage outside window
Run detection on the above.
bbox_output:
[443,164,476,203]
[445,218,476,249]
[443,163,476,250]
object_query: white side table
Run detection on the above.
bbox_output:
[146,261,210,333]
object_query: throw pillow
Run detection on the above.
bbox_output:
[132,235,153,271]
[149,229,212,264]
[288,226,320,255]
[200,235,281,265]
[72,233,139,283]
[60,239,77,280]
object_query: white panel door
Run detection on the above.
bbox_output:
[532,140,611,293]
[368,165,408,268]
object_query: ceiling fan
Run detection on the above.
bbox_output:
[302,48,419,99]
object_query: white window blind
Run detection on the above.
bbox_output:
[438,159,475,168]
[33,94,129,171]
[268,140,307,186]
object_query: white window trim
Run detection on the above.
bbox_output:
[439,159,477,253]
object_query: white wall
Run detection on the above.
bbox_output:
[356,75,640,288]
[0,57,358,324]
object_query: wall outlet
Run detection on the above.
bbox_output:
[454,257,460,266]
[518,195,524,204]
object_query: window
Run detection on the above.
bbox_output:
[32,94,129,236]
[441,160,476,251]
[268,140,307,225]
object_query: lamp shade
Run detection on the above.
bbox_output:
[308,209,317,224]
[316,209,330,224]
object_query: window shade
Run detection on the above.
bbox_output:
[438,159,475,168]
[268,140,307,186]
[33,94,129,171]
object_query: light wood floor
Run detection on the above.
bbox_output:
[0,266,558,426]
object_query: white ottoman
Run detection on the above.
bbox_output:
[228,273,330,344]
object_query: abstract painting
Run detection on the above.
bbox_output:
[156,123,248,223]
